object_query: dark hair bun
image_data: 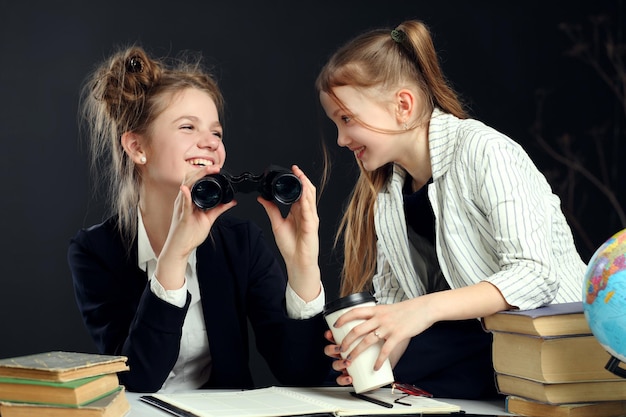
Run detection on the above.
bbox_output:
[91,46,162,122]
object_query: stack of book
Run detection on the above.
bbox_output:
[483,301,626,417]
[0,351,130,417]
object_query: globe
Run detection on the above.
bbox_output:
[583,228,626,378]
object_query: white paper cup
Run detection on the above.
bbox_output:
[323,292,394,393]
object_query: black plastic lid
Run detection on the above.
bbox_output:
[323,292,376,316]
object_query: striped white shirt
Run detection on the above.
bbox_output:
[373,109,586,310]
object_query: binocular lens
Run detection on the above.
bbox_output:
[191,177,224,210]
[271,173,302,204]
[191,166,302,210]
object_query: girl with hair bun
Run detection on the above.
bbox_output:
[69,45,331,393]
[317,20,586,398]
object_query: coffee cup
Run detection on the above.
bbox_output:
[323,292,394,393]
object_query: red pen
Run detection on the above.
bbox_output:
[391,382,433,398]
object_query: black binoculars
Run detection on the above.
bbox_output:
[191,165,302,210]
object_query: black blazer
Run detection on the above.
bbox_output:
[68,215,331,392]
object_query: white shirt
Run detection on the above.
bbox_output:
[136,211,324,392]
[373,109,587,310]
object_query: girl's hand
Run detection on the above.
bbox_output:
[258,165,321,301]
[323,330,353,387]
[156,166,236,290]
[332,300,429,370]
[166,165,235,254]
[334,283,510,369]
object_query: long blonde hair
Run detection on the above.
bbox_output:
[316,20,467,296]
[79,46,224,248]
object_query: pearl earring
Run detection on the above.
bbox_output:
[140,156,147,164]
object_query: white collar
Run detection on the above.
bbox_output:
[137,209,196,271]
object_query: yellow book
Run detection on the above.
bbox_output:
[506,395,626,417]
[482,302,591,337]
[0,373,120,406]
[0,386,130,417]
[492,332,620,382]
[496,373,626,404]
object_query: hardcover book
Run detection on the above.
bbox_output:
[496,373,626,404]
[0,351,129,382]
[492,332,620,382]
[505,395,626,417]
[482,301,591,337]
[482,301,592,336]
[0,386,130,417]
[0,373,120,406]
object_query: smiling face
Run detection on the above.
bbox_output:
[140,87,225,193]
[319,86,403,172]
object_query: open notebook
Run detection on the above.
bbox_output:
[140,386,461,416]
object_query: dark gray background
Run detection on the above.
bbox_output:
[1,0,623,387]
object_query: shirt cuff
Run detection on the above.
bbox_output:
[150,274,188,308]
[286,282,325,319]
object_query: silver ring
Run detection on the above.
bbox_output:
[374,331,381,338]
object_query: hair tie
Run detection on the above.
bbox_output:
[126,56,144,73]
[391,29,407,44]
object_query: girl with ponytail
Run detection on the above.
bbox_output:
[317,20,585,398]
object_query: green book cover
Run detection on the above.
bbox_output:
[0,373,120,407]
[0,386,122,408]
[0,374,105,388]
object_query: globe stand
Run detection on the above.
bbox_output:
[605,356,626,378]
